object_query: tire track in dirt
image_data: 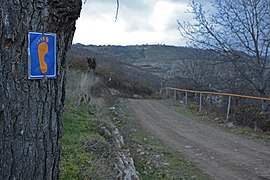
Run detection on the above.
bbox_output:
[128,99,270,180]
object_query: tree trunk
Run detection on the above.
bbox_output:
[0,1,81,179]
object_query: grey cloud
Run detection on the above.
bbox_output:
[121,0,148,10]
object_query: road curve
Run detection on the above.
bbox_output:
[127,99,270,180]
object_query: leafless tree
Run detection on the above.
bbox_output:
[177,60,216,90]
[178,0,270,109]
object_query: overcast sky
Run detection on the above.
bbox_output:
[73,0,208,46]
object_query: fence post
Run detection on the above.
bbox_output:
[261,100,267,112]
[185,91,188,107]
[165,88,168,99]
[174,90,176,100]
[199,93,202,112]
[226,96,231,122]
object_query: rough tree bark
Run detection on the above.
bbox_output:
[0,0,81,179]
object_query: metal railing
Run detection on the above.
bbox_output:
[161,87,270,122]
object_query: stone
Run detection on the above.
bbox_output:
[227,122,234,128]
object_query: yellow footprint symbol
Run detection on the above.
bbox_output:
[36,36,49,74]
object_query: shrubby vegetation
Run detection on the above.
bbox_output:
[67,43,270,132]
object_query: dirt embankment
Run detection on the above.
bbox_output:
[127,99,270,180]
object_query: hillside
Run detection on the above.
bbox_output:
[70,44,218,78]
[67,44,220,94]
[63,44,270,179]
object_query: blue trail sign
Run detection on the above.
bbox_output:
[28,32,56,79]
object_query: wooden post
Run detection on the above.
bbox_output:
[199,93,202,112]
[165,88,168,99]
[226,96,231,122]
[160,88,164,98]
[185,91,188,107]
[174,90,176,100]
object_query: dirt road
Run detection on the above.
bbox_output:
[128,99,270,180]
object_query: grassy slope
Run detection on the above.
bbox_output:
[60,104,104,179]
[61,99,211,180]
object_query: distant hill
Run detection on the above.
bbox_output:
[71,44,218,71]
[67,44,221,94]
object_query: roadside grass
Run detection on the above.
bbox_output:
[113,100,211,180]
[60,104,104,179]
[230,126,270,142]
[162,99,270,143]
[131,126,208,180]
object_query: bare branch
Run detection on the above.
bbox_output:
[115,0,120,22]
[178,0,270,97]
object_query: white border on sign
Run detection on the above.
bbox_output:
[28,32,57,79]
